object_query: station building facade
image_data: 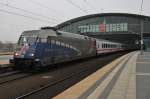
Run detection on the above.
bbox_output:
[56,13,150,50]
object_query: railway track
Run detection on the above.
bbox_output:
[15,66,96,99]
[0,52,128,99]
[0,66,14,74]
[15,52,129,99]
[0,70,21,78]
[0,71,32,85]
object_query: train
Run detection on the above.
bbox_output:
[10,27,127,69]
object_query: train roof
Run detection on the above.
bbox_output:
[21,28,122,44]
[95,38,121,44]
[57,30,89,39]
[22,30,39,36]
[58,31,121,44]
[22,29,57,38]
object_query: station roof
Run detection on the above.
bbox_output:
[56,13,150,29]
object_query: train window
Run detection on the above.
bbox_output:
[100,44,102,48]
[112,45,114,48]
[60,41,63,46]
[61,42,64,46]
[41,38,47,43]
[65,44,67,48]
[47,36,51,43]
[113,45,114,48]
[113,45,115,48]
[59,41,61,46]
[84,37,87,39]
[102,43,104,48]
[51,40,55,44]
[66,44,68,48]
[57,32,62,35]
[66,44,69,48]
[56,41,61,46]
[112,44,114,48]
[104,44,105,48]
[37,37,41,42]
[60,41,62,46]
[103,44,105,48]
[56,41,58,45]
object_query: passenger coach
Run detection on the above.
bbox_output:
[10,27,124,69]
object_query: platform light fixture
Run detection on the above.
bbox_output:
[140,0,144,55]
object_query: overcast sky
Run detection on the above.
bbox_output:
[0,0,149,43]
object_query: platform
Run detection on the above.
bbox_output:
[53,51,150,99]
[0,55,12,67]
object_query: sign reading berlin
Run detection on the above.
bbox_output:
[99,24,105,32]
[78,23,128,33]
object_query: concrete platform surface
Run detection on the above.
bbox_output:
[136,52,150,99]
[0,55,12,67]
[53,51,150,99]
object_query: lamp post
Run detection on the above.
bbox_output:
[140,20,143,54]
[140,0,144,54]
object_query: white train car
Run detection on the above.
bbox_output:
[96,39,122,54]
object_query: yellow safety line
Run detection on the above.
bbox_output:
[53,53,131,99]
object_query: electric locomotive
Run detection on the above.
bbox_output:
[10,27,126,69]
[10,27,97,69]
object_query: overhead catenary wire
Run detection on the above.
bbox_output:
[140,0,144,54]
[28,0,57,13]
[140,0,144,14]
[0,8,57,24]
[26,0,64,20]
[0,2,59,22]
[83,0,100,13]
[65,0,89,14]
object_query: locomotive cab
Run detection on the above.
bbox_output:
[11,33,38,68]
[14,35,37,59]
[10,29,57,69]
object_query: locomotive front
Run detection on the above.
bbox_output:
[10,31,38,69]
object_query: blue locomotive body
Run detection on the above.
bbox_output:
[10,27,127,69]
[11,28,97,68]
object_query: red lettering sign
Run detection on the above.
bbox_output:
[99,24,105,32]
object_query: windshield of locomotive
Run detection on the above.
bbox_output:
[18,35,37,45]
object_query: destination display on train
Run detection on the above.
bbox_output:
[78,23,128,33]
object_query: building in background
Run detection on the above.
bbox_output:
[56,13,150,51]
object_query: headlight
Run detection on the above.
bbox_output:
[35,59,40,61]
[29,53,34,57]
[14,52,19,56]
